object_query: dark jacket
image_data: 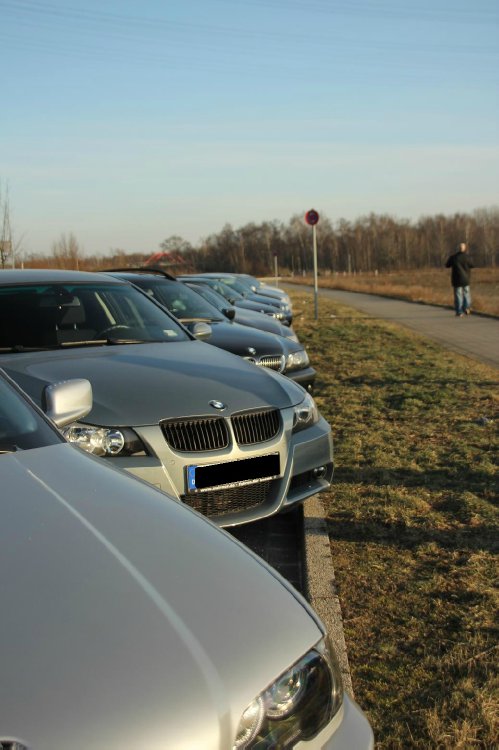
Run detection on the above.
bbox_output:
[445,251,474,287]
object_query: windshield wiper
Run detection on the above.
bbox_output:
[178,317,222,324]
[0,338,164,353]
[60,339,149,347]
[0,444,19,453]
[103,338,149,345]
[0,345,60,353]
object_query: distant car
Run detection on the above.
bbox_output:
[216,271,292,307]
[197,273,293,325]
[179,274,291,324]
[185,278,300,342]
[0,369,374,749]
[235,272,292,303]
[105,268,315,391]
[0,269,332,527]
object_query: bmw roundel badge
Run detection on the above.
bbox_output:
[209,400,227,411]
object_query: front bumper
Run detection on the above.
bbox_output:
[286,365,316,391]
[296,693,374,749]
[106,413,333,527]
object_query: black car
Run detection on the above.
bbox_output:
[202,272,292,308]
[233,273,292,305]
[178,275,291,324]
[105,269,315,390]
[183,280,300,342]
[196,273,293,326]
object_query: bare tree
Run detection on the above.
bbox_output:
[159,235,193,254]
[0,180,16,268]
[51,232,82,269]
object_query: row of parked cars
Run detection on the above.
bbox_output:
[0,267,373,749]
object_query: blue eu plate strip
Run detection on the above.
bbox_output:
[187,465,197,491]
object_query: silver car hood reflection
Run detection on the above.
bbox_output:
[1,444,322,749]
[2,340,306,426]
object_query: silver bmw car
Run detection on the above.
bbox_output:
[1,370,374,749]
[0,269,333,527]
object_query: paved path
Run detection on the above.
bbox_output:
[284,285,499,370]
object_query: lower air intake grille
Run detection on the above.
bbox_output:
[181,480,274,517]
[160,417,229,452]
[232,409,280,445]
[257,355,285,372]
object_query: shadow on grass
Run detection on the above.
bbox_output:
[324,516,498,555]
[322,464,499,554]
[339,375,499,388]
[336,466,497,496]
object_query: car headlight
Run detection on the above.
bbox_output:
[292,391,319,433]
[270,312,285,320]
[63,423,147,457]
[234,637,343,749]
[285,349,310,372]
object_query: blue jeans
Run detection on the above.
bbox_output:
[453,286,471,315]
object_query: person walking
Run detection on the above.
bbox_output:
[445,242,474,317]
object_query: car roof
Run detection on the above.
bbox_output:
[0,269,125,285]
[197,272,236,278]
[102,267,177,281]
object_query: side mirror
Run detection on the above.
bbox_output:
[190,322,212,341]
[229,297,237,305]
[43,379,93,428]
[222,307,236,320]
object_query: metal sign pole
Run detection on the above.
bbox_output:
[304,209,320,321]
[313,225,318,320]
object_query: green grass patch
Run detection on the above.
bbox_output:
[292,290,498,749]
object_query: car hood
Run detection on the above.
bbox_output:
[234,298,278,314]
[246,292,281,308]
[1,341,306,426]
[0,444,322,749]
[231,308,297,339]
[258,284,289,300]
[183,320,300,357]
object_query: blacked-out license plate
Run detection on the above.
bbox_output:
[187,453,280,493]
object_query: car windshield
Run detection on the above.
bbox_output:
[180,278,244,302]
[207,279,244,301]
[131,278,224,322]
[211,277,251,296]
[185,283,228,312]
[0,373,61,452]
[0,281,190,350]
[243,275,261,288]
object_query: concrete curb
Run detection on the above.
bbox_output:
[303,494,354,698]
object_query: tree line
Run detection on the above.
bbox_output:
[184,207,499,275]
[5,206,499,273]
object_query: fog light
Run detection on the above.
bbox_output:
[313,466,327,478]
[234,697,265,748]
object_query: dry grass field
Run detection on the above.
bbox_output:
[290,289,498,749]
[283,267,499,317]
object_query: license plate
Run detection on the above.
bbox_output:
[187,453,280,493]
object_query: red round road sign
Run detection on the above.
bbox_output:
[305,209,319,226]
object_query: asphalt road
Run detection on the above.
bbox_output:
[284,284,499,370]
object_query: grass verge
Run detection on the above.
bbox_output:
[291,290,498,749]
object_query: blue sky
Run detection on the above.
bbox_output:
[1,0,498,257]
